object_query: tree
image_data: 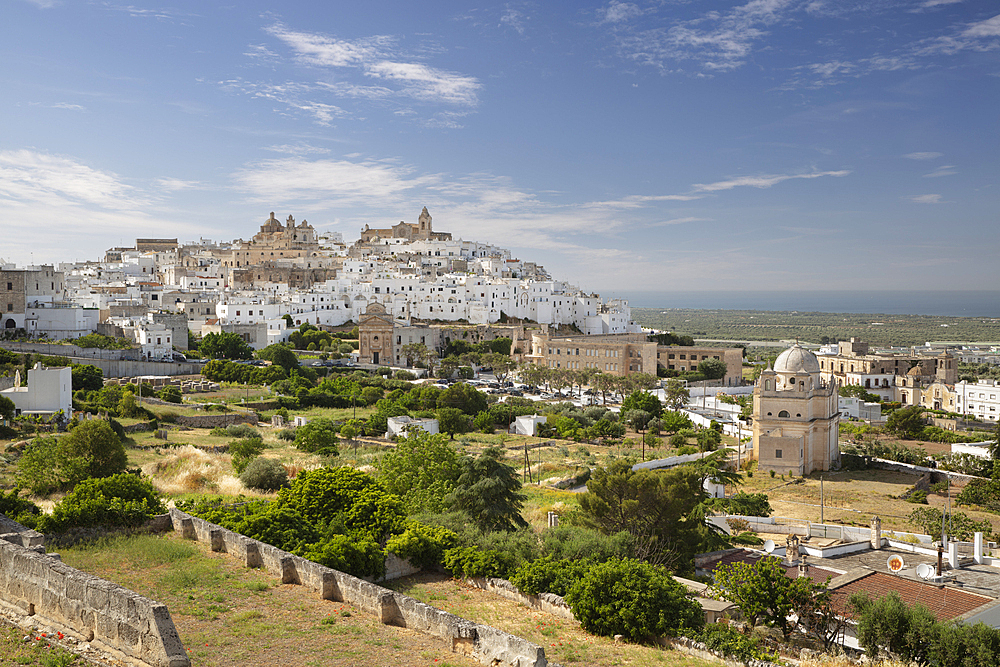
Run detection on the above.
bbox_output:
[437,382,488,415]
[849,591,937,663]
[711,555,821,637]
[839,384,881,404]
[71,364,104,391]
[577,460,706,569]
[448,447,528,532]
[621,390,663,418]
[400,342,432,368]
[437,407,471,440]
[887,405,925,439]
[200,332,253,360]
[565,558,703,641]
[293,418,340,456]
[664,379,690,411]
[660,410,692,434]
[257,344,299,372]
[483,352,516,383]
[727,492,773,517]
[57,419,128,482]
[0,395,14,423]
[377,430,462,513]
[230,437,266,474]
[698,358,728,380]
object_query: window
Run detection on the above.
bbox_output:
[775,449,783,459]
[6,304,11,312]
[778,410,790,418]
[5,283,10,290]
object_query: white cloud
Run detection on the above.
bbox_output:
[51,102,85,111]
[905,152,943,160]
[920,0,964,7]
[231,157,439,207]
[583,194,703,210]
[22,0,56,7]
[924,165,957,178]
[651,216,711,226]
[265,24,480,107]
[600,1,641,24]
[919,13,1000,55]
[692,170,850,192]
[908,194,944,203]
[155,178,202,192]
[263,143,331,156]
[612,0,796,73]
[500,5,527,34]
[0,149,143,210]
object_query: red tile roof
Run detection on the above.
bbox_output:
[830,572,993,622]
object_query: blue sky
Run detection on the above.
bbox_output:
[2,0,998,297]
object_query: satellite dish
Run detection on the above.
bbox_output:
[916,563,934,580]
[763,540,775,554]
[887,555,905,573]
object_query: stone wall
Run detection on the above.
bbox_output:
[168,508,548,667]
[0,519,189,667]
[466,577,575,621]
[173,413,258,429]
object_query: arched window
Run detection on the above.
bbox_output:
[764,380,772,390]
[778,410,790,418]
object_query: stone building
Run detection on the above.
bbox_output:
[817,338,957,401]
[1,265,65,331]
[527,332,656,376]
[753,344,840,475]
[359,207,452,244]
[358,302,394,365]
[656,346,744,387]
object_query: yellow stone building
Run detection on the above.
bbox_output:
[752,344,840,475]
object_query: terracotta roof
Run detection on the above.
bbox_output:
[830,571,994,622]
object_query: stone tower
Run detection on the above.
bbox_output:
[417,207,432,240]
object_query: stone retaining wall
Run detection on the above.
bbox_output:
[0,518,189,667]
[173,413,258,429]
[169,508,547,667]
[466,577,576,621]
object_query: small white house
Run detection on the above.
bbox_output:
[0,363,72,419]
[386,416,439,438]
[511,414,547,436]
[839,396,882,422]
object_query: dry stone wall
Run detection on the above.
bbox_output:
[169,508,548,667]
[0,517,190,667]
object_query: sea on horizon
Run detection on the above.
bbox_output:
[621,290,1000,318]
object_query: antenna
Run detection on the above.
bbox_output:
[887,555,905,573]
[763,540,775,554]
[916,563,934,580]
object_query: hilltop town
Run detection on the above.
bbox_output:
[1,210,1000,667]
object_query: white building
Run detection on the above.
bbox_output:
[954,380,1000,422]
[0,364,72,419]
[386,416,440,438]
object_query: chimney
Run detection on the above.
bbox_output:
[871,516,882,550]
[786,535,800,566]
[798,553,809,578]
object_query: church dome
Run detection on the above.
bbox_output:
[773,344,820,375]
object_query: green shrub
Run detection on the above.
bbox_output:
[0,489,42,528]
[302,534,385,579]
[698,624,774,663]
[293,418,340,456]
[239,457,288,491]
[677,445,698,456]
[276,428,297,441]
[229,437,266,474]
[17,420,128,495]
[276,467,405,542]
[38,473,166,533]
[156,386,182,404]
[385,522,459,569]
[442,546,516,579]
[564,558,703,641]
[511,556,588,597]
[907,490,929,504]
[226,424,261,440]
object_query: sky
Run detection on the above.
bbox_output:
[2,0,998,300]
